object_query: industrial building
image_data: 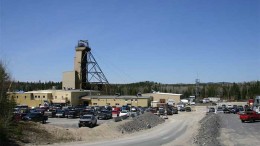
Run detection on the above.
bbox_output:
[143,92,182,107]
[8,90,100,107]
[9,91,153,108]
[82,95,152,107]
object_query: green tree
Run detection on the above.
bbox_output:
[230,83,241,100]
[0,61,16,142]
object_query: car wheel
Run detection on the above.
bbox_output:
[241,120,245,123]
[250,118,254,123]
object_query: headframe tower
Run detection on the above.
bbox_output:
[74,40,109,90]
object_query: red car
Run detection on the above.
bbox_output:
[239,111,260,123]
[112,110,120,117]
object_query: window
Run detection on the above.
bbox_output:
[16,96,18,98]
[38,96,40,98]
[24,96,26,99]
[34,96,37,98]
[93,103,97,105]
[107,103,110,105]
[116,103,120,106]
[43,96,45,98]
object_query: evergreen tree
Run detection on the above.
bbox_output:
[0,61,17,142]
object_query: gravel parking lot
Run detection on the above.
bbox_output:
[40,105,260,146]
[218,113,260,146]
[47,117,114,128]
[194,110,260,146]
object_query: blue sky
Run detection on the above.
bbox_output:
[1,0,259,84]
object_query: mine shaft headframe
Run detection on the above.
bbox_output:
[78,40,91,52]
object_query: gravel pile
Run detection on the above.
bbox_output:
[193,113,221,146]
[119,112,165,133]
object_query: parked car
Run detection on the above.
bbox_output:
[67,110,78,118]
[78,114,97,128]
[237,105,244,112]
[202,98,210,103]
[56,110,65,118]
[177,102,185,111]
[119,110,129,117]
[189,101,196,105]
[97,110,112,120]
[223,108,231,114]
[30,108,45,114]
[172,107,178,114]
[158,107,166,115]
[112,110,120,117]
[44,109,56,118]
[208,107,215,113]
[227,104,233,108]
[22,112,48,124]
[185,107,192,112]
[230,107,239,114]
[216,107,224,114]
[239,111,260,123]
[179,106,185,112]
[80,109,96,117]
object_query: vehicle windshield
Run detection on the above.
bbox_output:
[56,110,64,113]
[82,116,91,119]
[217,108,223,111]
[27,113,38,117]
[101,110,109,113]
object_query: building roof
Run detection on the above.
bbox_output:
[143,92,182,96]
[83,95,152,100]
[10,89,100,94]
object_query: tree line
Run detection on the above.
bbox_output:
[9,81,62,92]
[105,81,260,101]
[9,80,260,101]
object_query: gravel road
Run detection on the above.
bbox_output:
[51,106,206,146]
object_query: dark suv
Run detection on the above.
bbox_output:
[78,114,97,128]
[97,110,112,120]
[67,110,78,118]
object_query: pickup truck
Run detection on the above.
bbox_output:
[239,111,260,123]
[22,112,48,124]
[44,109,56,118]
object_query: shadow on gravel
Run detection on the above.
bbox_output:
[242,120,260,123]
